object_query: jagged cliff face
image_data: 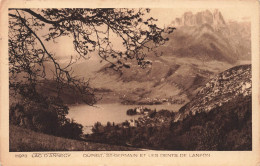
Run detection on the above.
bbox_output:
[175,64,251,121]
[172,9,225,29]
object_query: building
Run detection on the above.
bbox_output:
[129,118,137,127]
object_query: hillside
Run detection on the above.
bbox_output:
[92,56,232,104]
[35,79,96,105]
[176,64,251,121]
[167,94,252,150]
[9,125,138,151]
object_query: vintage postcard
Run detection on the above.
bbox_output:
[0,0,259,165]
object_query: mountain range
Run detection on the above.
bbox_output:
[168,9,250,62]
[38,9,251,106]
[74,9,251,106]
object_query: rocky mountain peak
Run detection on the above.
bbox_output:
[213,9,226,26]
[171,9,226,28]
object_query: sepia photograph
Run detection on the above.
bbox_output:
[8,7,253,151]
[1,0,260,165]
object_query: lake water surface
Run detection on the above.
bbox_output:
[67,103,181,134]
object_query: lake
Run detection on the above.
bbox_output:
[67,103,182,134]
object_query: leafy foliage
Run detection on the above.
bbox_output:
[9,86,83,139]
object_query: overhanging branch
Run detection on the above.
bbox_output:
[9,8,63,25]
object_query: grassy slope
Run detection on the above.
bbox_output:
[9,125,138,151]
